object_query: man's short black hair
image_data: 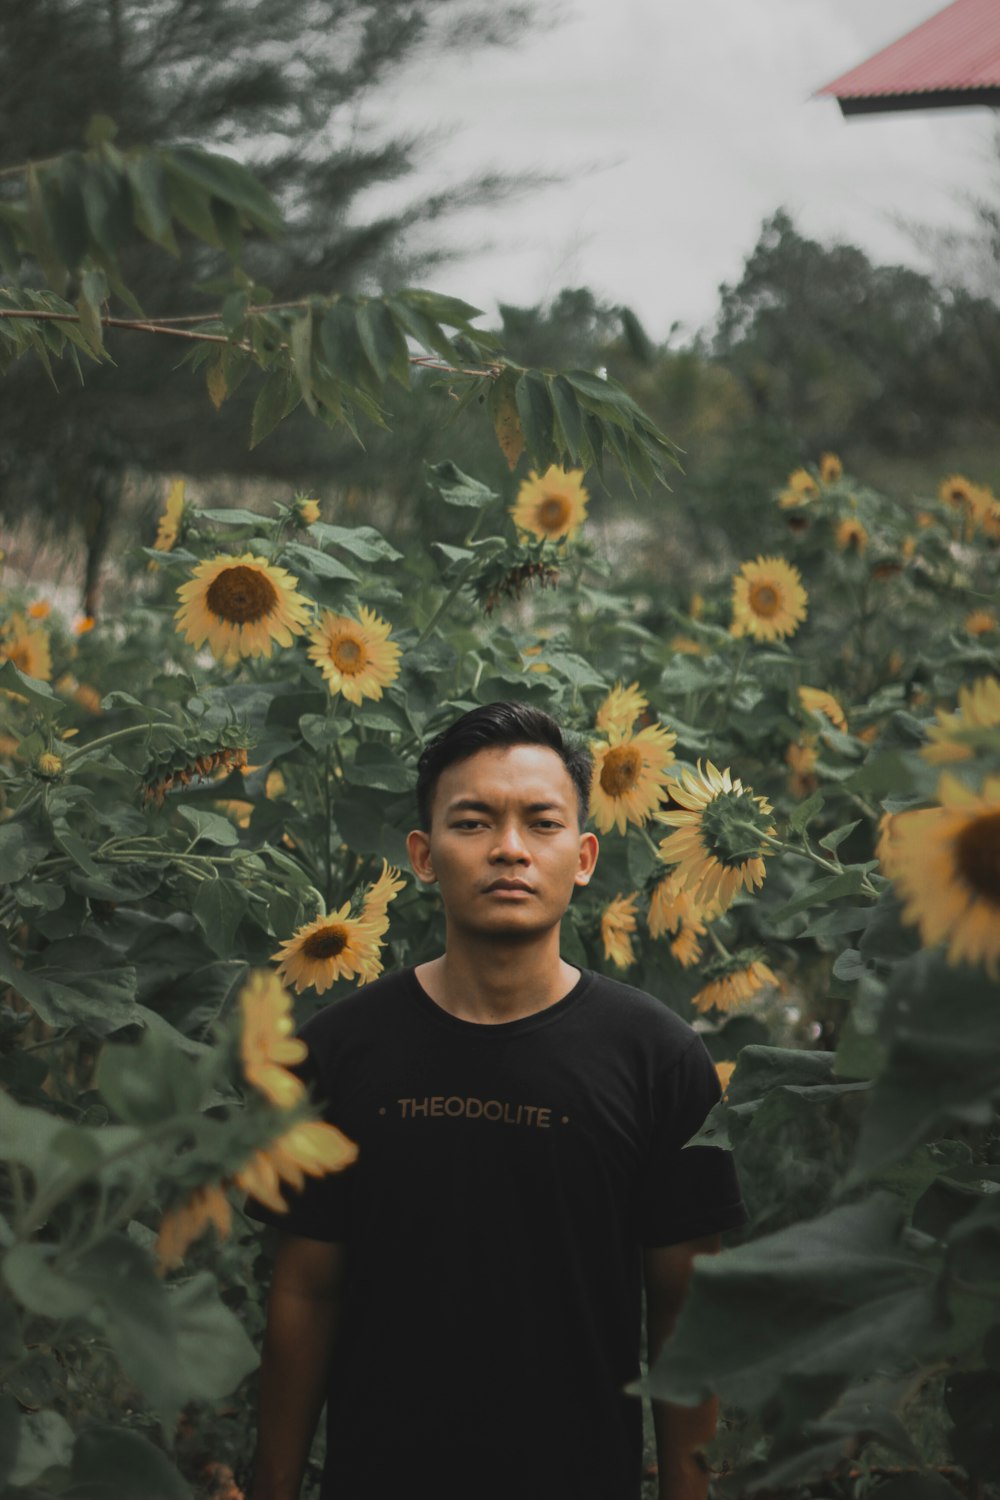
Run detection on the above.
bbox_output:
[416,701,592,830]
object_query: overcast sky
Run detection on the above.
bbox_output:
[361,0,999,339]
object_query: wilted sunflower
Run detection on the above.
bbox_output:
[152,479,186,558]
[510,465,589,542]
[175,554,311,660]
[590,722,677,835]
[234,1118,358,1215]
[671,926,703,968]
[731,556,808,643]
[600,894,639,970]
[799,685,847,732]
[881,773,1000,976]
[777,469,820,508]
[238,969,308,1108]
[786,739,819,799]
[819,453,843,485]
[658,760,774,914]
[691,954,778,1014]
[272,904,384,994]
[361,860,406,934]
[835,518,868,554]
[595,681,648,738]
[156,1183,232,1272]
[648,872,711,968]
[307,605,401,705]
[922,678,1000,764]
[965,609,998,637]
[1,613,52,681]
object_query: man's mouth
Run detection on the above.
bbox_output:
[484,879,534,893]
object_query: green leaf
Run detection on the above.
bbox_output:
[193,877,249,958]
[169,1272,259,1400]
[8,1407,75,1488]
[2,1243,93,1320]
[549,374,585,462]
[542,650,607,690]
[788,790,824,832]
[96,1026,203,1125]
[343,742,413,793]
[196,506,273,527]
[515,369,555,468]
[164,146,282,235]
[7,935,138,1035]
[0,821,50,883]
[289,304,316,414]
[771,867,876,921]
[819,820,862,853]
[642,1197,944,1410]
[356,297,410,386]
[854,953,1000,1176]
[126,151,177,253]
[0,657,64,711]
[283,539,358,581]
[308,523,402,562]
[69,1423,192,1500]
[250,367,298,448]
[321,297,379,396]
[427,461,499,510]
[487,365,524,470]
[177,805,239,846]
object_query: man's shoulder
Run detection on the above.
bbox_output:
[581,969,701,1061]
[298,967,414,1052]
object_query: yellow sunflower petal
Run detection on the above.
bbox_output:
[590,723,677,836]
[731,556,808,643]
[510,465,589,542]
[306,605,401,705]
[174,553,311,660]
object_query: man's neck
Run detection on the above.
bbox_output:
[415,934,579,1024]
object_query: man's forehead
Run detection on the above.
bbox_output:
[437,744,576,808]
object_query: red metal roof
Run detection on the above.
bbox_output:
[817,0,1000,115]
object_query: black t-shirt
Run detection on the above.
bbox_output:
[246,966,746,1500]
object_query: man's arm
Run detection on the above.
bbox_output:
[643,1234,721,1500]
[249,1234,348,1500]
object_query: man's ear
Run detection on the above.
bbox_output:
[406,828,436,884]
[574,830,599,886]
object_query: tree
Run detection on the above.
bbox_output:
[0,0,542,608]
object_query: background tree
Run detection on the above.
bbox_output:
[0,0,542,609]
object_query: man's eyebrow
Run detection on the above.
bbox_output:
[444,797,569,815]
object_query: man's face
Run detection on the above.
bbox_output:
[406,744,599,942]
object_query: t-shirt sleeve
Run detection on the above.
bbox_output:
[637,1032,747,1248]
[241,1037,354,1242]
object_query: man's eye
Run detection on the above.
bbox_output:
[453,819,485,830]
[534,820,562,830]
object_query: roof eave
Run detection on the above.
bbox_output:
[832,86,1000,116]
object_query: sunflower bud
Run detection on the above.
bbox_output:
[36,752,64,779]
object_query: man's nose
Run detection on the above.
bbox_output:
[490,822,530,862]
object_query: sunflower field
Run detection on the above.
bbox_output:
[2,136,1000,1500]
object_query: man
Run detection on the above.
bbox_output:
[247,701,746,1500]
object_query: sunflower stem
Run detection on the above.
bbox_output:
[416,561,477,646]
[706,925,732,961]
[711,642,749,733]
[63,723,152,764]
[639,825,662,862]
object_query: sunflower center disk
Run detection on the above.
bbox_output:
[955,811,1000,906]
[600,745,642,797]
[700,791,769,867]
[302,925,349,959]
[749,583,779,618]
[331,637,364,674]
[538,496,570,531]
[206,566,279,624]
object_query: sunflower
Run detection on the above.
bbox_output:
[691,955,778,1015]
[788,469,820,501]
[670,926,703,968]
[27,600,51,620]
[922,678,1000,764]
[73,615,95,636]
[835,518,868,554]
[156,1183,232,1272]
[238,969,308,1108]
[600,894,639,970]
[715,1060,736,1095]
[590,722,677,835]
[233,1118,358,1215]
[361,860,406,933]
[669,635,705,655]
[1,613,52,680]
[153,479,186,555]
[595,681,648,738]
[786,739,819,799]
[292,494,321,526]
[731,556,808,643]
[272,904,384,994]
[175,553,311,661]
[522,645,551,674]
[657,761,774,914]
[510,465,589,542]
[881,773,1000,976]
[819,453,843,485]
[307,605,401,705]
[939,474,977,511]
[799,685,847,732]
[965,609,998,637]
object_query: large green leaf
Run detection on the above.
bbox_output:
[169,1271,259,1400]
[95,1025,204,1125]
[67,1423,192,1500]
[7,1406,75,1488]
[193,876,250,957]
[0,819,51,882]
[853,953,1000,1176]
[7,935,138,1034]
[643,1197,945,1409]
